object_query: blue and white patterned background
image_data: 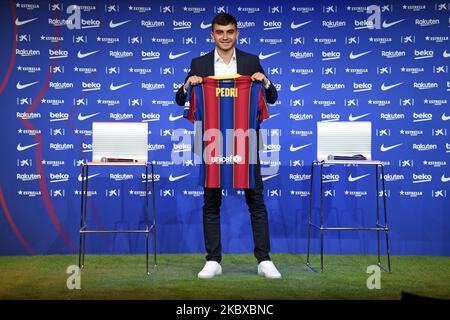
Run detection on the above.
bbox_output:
[0,0,448,256]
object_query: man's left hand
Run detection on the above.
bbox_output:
[251,72,268,86]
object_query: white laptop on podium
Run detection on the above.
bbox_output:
[91,122,148,164]
[317,121,379,164]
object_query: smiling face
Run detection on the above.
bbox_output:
[211,23,239,53]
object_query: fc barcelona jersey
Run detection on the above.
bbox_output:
[184,75,269,189]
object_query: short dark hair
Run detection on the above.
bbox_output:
[211,13,237,31]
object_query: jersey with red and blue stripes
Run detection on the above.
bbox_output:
[184,75,269,189]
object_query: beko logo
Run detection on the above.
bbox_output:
[414,49,434,59]
[141,113,161,122]
[141,50,160,60]
[49,173,69,183]
[82,82,101,91]
[173,143,191,152]
[322,174,340,183]
[49,112,69,121]
[321,113,340,121]
[49,49,68,59]
[413,112,432,122]
[322,51,340,60]
[263,20,282,30]
[412,174,432,183]
[173,20,192,30]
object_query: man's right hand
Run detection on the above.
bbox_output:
[184,75,203,91]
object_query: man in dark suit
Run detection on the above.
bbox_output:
[175,13,281,279]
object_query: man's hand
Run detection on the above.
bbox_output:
[184,75,203,91]
[251,72,268,86]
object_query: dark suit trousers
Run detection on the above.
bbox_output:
[202,164,271,264]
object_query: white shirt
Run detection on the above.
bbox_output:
[183,48,271,94]
[214,48,237,76]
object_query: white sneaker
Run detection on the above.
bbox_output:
[258,261,282,279]
[198,261,222,279]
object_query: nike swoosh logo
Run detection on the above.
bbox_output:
[110,82,132,91]
[291,21,312,29]
[443,50,450,58]
[169,114,184,121]
[269,113,280,119]
[290,83,311,91]
[78,173,101,182]
[259,52,280,60]
[16,81,39,90]
[77,50,99,59]
[380,143,403,152]
[442,113,450,121]
[17,142,39,151]
[200,21,212,29]
[441,175,450,182]
[169,51,190,59]
[349,50,372,59]
[78,112,100,121]
[15,17,38,26]
[381,82,403,91]
[348,113,370,121]
[382,19,405,28]
[262,174,280,182]
[348,173,370,182]
[169,173,190,182]
[109,20,131,28]
[290,144,312,152]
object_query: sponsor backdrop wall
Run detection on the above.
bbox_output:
[0,0,448,256]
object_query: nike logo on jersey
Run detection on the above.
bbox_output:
[381,82,403,91]
[109,20,131,28]
[16,81,39,90]
[17,142,39,151]
[380,143,403,152]
[348,173,370,182]
[77,50,99,59]
[290,144,312,152]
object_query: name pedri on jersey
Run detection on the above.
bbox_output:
[184,75,269,189]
